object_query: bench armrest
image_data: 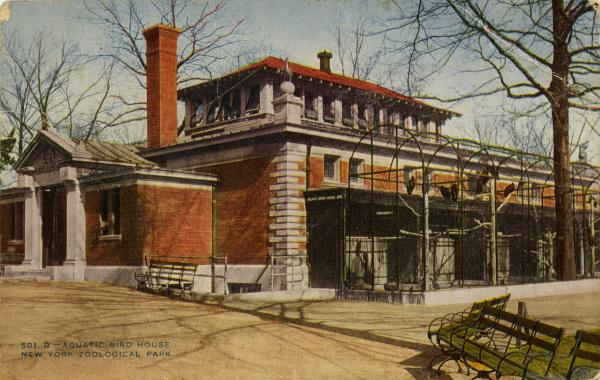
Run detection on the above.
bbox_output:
[427,307,471,338]
[521,348,586,380]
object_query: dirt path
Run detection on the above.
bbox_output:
[0,281,472,380]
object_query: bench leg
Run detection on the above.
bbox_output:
[430,352,469,376]
[157,286,171,297]
[470,369,495,379]
[135,281,148,292]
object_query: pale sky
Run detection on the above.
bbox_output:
[1,0,599,164]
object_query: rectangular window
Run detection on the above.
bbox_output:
[100,188,121,236]
[342,101,353,126]
[387,111,394,125]
[349,159,364,183]
[273,84,281,99]
[386,111,396,134]
[113,188,120,235]
[324,155,339,181]
[192,101,204,124]
[323,96,335,123]
[9,202,24,241]
[230,90,241,118]
[358,105,369,130]
[406,116,417,130]
[245,85,260,114]
[304,91,317,119]
[219,94,231,119]
[206,100,218,123]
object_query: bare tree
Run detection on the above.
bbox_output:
[81,0,244,139]
[0,31,107,153]
[226,35,287,71]
[85,0,243,85]
[372,0,600,281]
[332,3,383,81]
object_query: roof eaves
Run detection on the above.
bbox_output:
[178,56,461,117]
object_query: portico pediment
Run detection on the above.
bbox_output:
[14,130,155,174]
[14,131,76,173]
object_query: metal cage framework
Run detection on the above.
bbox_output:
[335,123,600,292]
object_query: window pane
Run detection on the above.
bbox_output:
[350,160,359,177]
[245,85,260,114]
[324,156,337,179]
[113,188,120,235]
[219,94,231,119]
[206,100,218,123]
[273,84,281,99]
[305,91,317,119]
[323,96,335,123]
[100,190,109,236]
[387,111,394,125]
[358,105,368,129]
[16,202,23,240]
[230,90,241,118]
[350,160,362,183]
[10,203,16,240]
[342,101,353,126]
[192,101,204,123]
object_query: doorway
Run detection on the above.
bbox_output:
[42,186,67,267]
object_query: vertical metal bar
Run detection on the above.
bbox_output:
[396,124,401,290]
[370,131,375,290]
[305,138,312,191]
[491,177,497,285]
[341,190,347,291]
[591,198,596,278]
[423,189,430,291]
[211,184,216,293]
[270,254,274,291]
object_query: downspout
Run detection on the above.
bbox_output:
[490,176,498,285]
[211,184,216,293]
[305,138,312,191]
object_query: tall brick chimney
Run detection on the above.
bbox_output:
[143,24,181,149]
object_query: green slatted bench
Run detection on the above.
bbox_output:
[524,329,600,380]
[428,293,511,372]
[441,305,565,379]
[134,259,198,298]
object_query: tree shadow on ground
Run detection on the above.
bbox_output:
[196,298,461,379]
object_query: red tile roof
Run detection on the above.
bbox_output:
[181,56,459,117]
[236,57,452,112]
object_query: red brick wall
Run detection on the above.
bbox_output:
[138,184,213,261]
[309,157,323,188]
[308,157,404,192]
[199,157,275,264]
[86,184,213,266]
[86,186,142,265]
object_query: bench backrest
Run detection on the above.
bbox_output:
[464,293,511,326]
[148,260,198,282]
[566,330,600,379]
[469,293,511,314]
[480,305,564,362]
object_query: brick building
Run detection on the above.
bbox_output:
[1,24,597,293]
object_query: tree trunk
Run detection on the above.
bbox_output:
[550,0,576,281]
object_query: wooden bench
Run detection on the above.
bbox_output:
[428,293,511,372]
[524,329,600,379]
[135,259,198,298]
[440,305,565,378]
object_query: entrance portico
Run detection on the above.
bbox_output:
[14,141,89,280]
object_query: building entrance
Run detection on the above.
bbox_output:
[42,186,67,267]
